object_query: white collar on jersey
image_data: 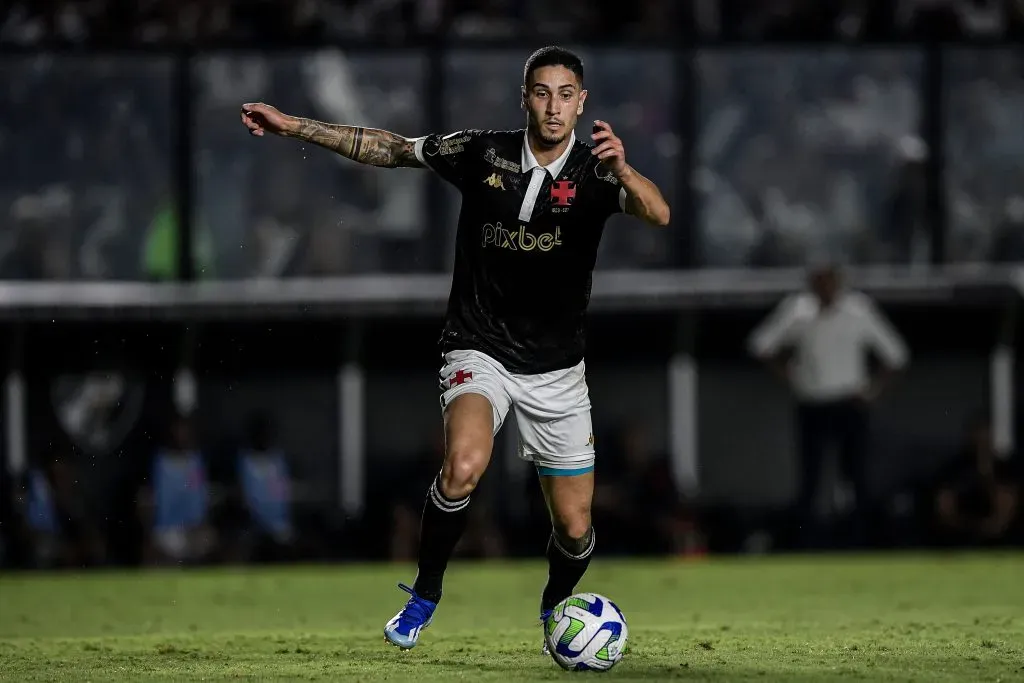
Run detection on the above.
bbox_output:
[521,130,576,178]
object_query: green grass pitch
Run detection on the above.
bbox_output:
[1,553,1022,681]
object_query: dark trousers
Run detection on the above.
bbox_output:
[794,398,870,549]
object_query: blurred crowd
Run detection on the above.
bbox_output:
[698,51,928,267]
[0,403,713,570]
[0,0,672,44]
[4,0,1024,44]
[696,0,1024,41]
[1,0,1023,280]
[2,410,334,569]
[697,49,1024,267]
[0,57,174,279]
[1,398,1019,572]
[944,50,1024,262]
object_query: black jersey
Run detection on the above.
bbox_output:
[415,128,626,375]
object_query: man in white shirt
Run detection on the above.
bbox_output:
[748,264,909,549]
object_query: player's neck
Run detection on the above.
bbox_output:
[527,131,571,169]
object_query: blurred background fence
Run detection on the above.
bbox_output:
[0,0,1022,569]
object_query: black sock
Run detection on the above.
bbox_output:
[412,475,471,604]
[541,527,595,613]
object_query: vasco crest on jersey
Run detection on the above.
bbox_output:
[550,180,576,213]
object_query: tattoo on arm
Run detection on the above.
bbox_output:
[288,119,421,168]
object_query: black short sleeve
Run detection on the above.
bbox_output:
[414,130,486,190]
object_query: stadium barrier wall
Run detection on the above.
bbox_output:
[1,266,1019,537]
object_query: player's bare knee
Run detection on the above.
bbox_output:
[439,444,488,499]
[553,512,592,547]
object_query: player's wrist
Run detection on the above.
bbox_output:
[279,116,301,137]
[613,164,634,182]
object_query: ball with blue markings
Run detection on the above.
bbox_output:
[544,592,629,671]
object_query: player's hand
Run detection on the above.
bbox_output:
[240,102,298,137]
[591,120,628,178]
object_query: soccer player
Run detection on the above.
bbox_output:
[240,46,670,651]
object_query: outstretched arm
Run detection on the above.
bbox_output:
[240,102,422,169]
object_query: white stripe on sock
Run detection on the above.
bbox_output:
[552,529,595,561]
[429,479,470,512]
[429,479,459,508]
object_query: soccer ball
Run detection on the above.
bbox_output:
[544,592,628,671]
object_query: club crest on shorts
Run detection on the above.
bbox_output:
[449,369,473,387]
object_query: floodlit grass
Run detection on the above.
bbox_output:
[1,553,1022,681]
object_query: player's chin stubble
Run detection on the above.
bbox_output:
[535,126,567,147]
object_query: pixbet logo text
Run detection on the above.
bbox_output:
[481,222,562,252]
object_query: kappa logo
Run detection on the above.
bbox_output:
[483,173,506,190]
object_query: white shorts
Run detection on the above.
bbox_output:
[439,350,595,475]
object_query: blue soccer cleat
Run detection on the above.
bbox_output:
[384,583,437,650]
[540,608,553,655]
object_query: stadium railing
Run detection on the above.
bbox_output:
[0,264,1020,321]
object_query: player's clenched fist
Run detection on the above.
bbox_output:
[590,120,627,178]
[240,102,298,137]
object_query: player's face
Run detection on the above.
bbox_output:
[522,65,587,147]
[809,268,840,306]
